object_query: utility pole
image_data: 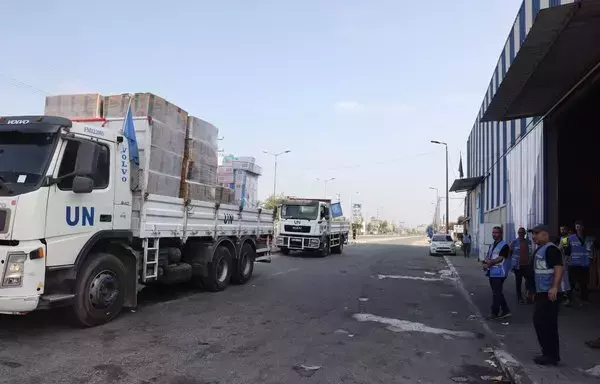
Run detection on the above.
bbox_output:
[263,150,291,196]
[431,140,449,234]
[317,177,335,198]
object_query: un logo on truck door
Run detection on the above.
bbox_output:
[223,214,234,224]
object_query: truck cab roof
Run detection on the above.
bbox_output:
[0,115,72,133]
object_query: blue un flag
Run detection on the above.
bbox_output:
[122,104,140,166]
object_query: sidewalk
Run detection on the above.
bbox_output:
[451,255,600,383]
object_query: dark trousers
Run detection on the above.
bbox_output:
[567,266,590,301]
[462,243,471,257]
[514,266,534,300]
[489,277,509,315]
[533,293,560,360]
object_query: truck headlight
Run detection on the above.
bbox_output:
[276,237,284,245]
[3,252,26,287]
[309,238,320,248]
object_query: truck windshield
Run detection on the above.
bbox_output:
[0,131,57,196]
[281,204,319,220]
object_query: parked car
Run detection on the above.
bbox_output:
[429,234,457,256]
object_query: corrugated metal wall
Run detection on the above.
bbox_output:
[505,121,545,241]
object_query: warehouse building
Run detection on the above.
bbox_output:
[451,0,600,273]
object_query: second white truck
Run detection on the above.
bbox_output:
[276,197,349,256]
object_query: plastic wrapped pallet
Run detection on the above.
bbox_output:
[215,186,235,204]
[103,93,188,132]
[186,116,219,187]
[187,182,216,202]
[102,116,186,199]
[44,93,103,118]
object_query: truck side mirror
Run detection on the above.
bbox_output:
[72,176,94,194]
[74,140,100,177]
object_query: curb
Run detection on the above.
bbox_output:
[493,349,535,384]
[442,255,535,384]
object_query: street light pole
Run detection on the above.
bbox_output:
[431,140,449,234]
[316,177,335,197]
[429,187,439,231]
[263,150,291,196]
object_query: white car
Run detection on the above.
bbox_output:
[429,234,457,256]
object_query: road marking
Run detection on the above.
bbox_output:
[270,267,300,277]
[353,313,479,339]
[442,256,528,383]
[358,297,369,302]
[377,274,443,282]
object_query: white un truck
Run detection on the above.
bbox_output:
[0,116,274,326]
[276,197,349,256]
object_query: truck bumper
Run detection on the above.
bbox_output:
[276,236,320,250]
[0,295,40,314]
[0,240,46,314]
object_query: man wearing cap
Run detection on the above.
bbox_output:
[483,226,511,320]
[531,224,564,366]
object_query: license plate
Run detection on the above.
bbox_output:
[290,238,302,247]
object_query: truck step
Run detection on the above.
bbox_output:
[40,293,76,302]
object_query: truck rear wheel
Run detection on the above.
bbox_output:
[201,245,233,292]
[232,242,255,284]
[71,252,127,327]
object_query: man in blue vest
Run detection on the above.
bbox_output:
[562,220,596,303]
[510,227,534,304]
[462,231,472,257]
[483,226,511,320]
[530,224,564,366]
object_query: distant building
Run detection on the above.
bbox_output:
[217,155,262,208]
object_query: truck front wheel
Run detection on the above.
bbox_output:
[72,253,127,327]
[281,247,291,255]
[332,237,344,254]
[201,245,233,292]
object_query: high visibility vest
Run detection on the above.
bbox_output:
[510,238,532,269]
[567,234,592,267]
[486,240,509,278]
[534,243,564,292]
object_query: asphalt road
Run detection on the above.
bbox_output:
[0,238,507,384]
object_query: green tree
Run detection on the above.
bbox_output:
[380,220,390,233]
[262,194,285,210]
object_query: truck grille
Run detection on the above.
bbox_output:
[0,209,6,232]
[284,225,311,233]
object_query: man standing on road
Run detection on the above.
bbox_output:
[563,220,596,304]
[510,227,533,304]
[483,226,511,320]
[462,231,472,258]
[530,224,564,366]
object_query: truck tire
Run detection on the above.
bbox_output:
[332,236,344,254]
[201,245,233,292]
[281,247,291,255]
[318,238,330,258]
[232,242,255,284]
[71,252,127,327]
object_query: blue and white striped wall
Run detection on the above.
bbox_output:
[478,0,580,121]
[465,0,574,238]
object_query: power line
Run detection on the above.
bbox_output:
[301,151,436,172]
[0,73,49,96]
